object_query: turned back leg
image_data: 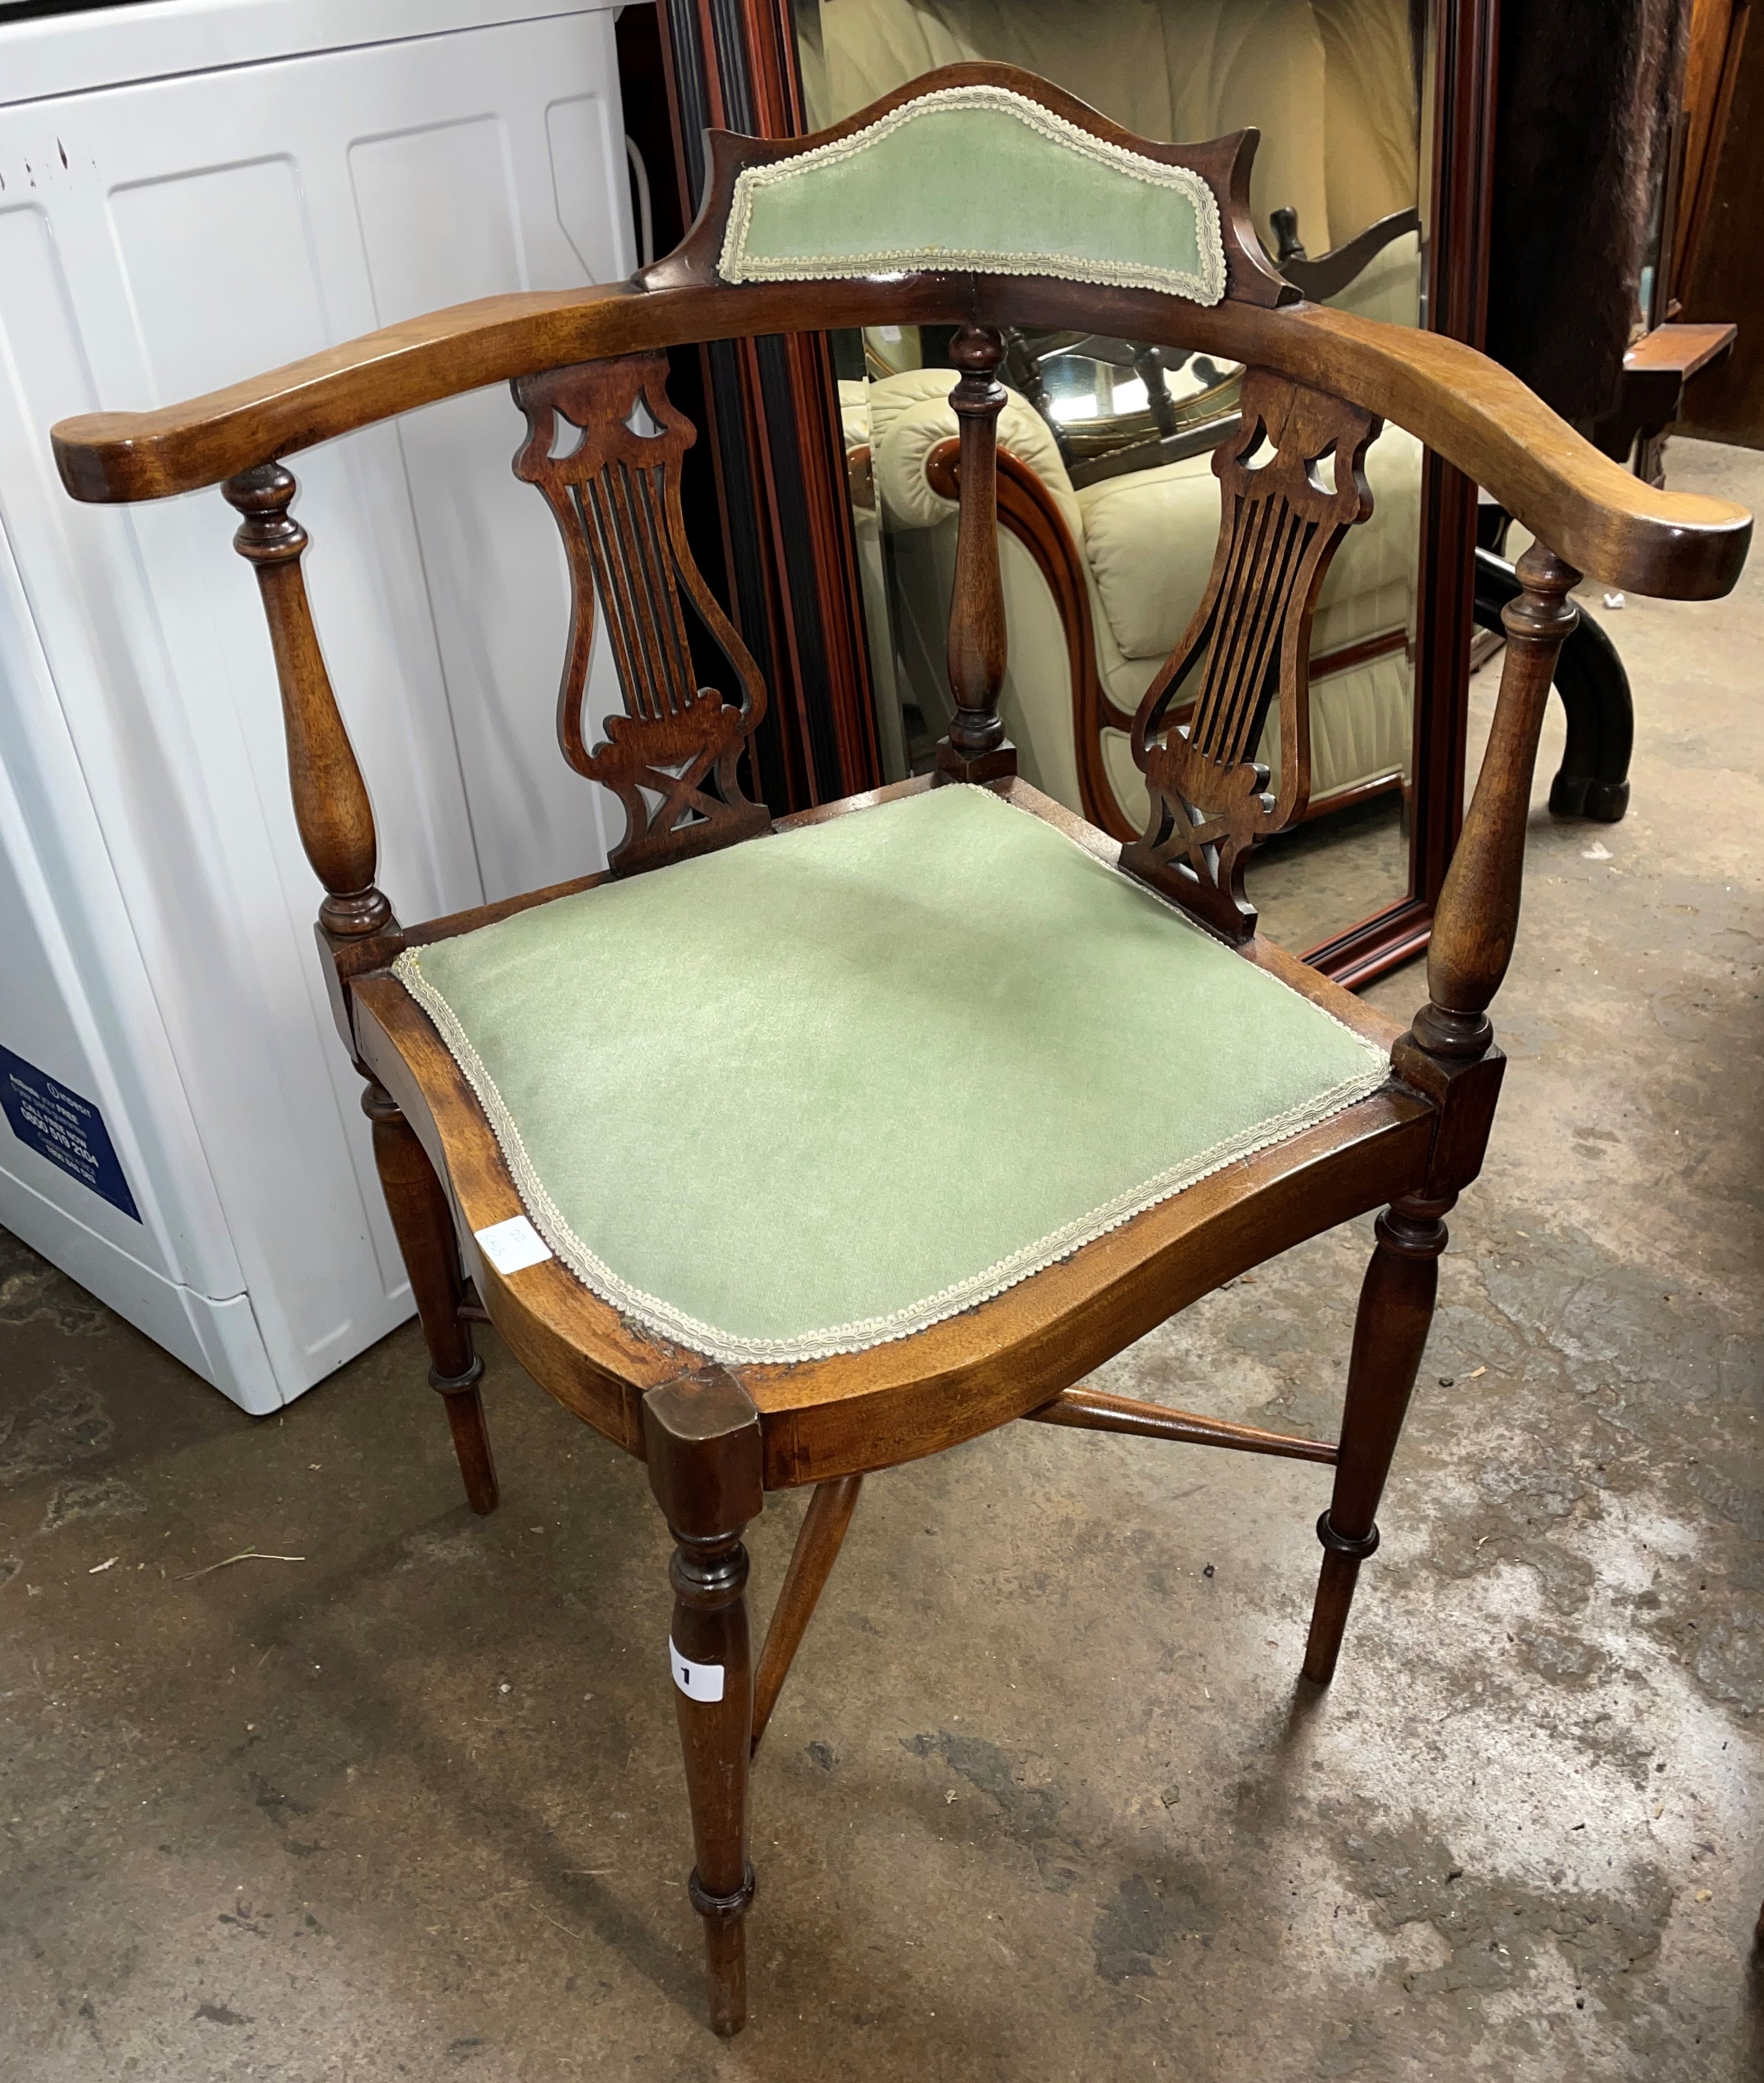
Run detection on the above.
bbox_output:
[1303,1195,1450,1684]
[363,1082,498,1515]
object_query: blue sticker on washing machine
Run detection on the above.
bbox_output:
[0,1044,141,1221]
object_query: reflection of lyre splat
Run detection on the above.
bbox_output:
[1121,370,1380,940]
[513,353,770,873]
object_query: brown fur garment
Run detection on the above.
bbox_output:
[1486,0,1686,423]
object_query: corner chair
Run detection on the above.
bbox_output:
[51,63,1750,2039]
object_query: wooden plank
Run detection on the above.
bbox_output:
[1624,321,1739,379]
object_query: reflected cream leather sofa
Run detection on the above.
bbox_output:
[797,0,1420,255]
[861,236,1424,830]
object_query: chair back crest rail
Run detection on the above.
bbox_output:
[47,62,1751,1115]
[643,66,1290,311]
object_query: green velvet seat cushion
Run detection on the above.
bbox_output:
[393,786,1387,1365]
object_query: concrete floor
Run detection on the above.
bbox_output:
[2,439,1760,2081]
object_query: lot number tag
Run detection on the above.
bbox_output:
[669,1638,725,1703]
[474,1214,552,1276]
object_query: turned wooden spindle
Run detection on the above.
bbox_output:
[935,323,1016,786]
[224,463,392,939]
[360,1083,498,1516]
[1410,541,1580,1062]
[1026,1384,1337,1464]
[1132,343,1180,438]
[644,1370,764,2038]
[224,468,501,1510]
[1312,552,1579,1686]
[1302,1194,1451,1684]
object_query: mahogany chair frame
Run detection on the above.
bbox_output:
[51,64,1749,2039]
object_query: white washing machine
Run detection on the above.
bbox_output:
[0,0,635,1410]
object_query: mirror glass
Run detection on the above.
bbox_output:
[793,0,1430,957]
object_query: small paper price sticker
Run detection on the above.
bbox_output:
[474,1214,552,1276]
[669,1638,725,1703]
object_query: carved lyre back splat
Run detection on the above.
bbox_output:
[514,353,770,874]
[1121,369,1380,940]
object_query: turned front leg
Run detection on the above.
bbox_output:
[644,1369,764,2037]
[1303,1195,1450,1684]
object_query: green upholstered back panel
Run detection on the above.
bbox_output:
[718,84,1227,304]
[394,787,1385,1364]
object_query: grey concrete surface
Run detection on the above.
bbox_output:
[2,439,1759,2082]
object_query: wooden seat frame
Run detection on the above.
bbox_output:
[51,64,1750,2040]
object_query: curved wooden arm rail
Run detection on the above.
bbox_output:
[47,61,1750,2040]
[54,279,1749,601]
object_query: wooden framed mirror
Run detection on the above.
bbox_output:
[638,0,1500,985]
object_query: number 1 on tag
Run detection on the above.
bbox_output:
[669,1637,725,1703]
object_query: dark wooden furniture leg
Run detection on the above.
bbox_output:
[1325,543,1580,1679]
[751,1474,863,1755]
[644,1370,765,2036]
[363,1082,498,1515]
[1302,1194,1450,1684]
[1543,606,1633,823]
